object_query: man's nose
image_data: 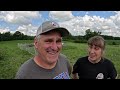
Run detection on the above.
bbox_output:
[51,42,58,50]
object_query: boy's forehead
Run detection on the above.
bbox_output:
[89,44,100,48]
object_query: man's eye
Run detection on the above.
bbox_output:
[45,40,53,43]
[56,39,62,43]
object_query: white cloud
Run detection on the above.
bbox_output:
[16,24,38,36]
[0,11,41,25]
[1,11,120,37]
[49,11,74,21]
[0,27,10,33]
[57,12,120,37]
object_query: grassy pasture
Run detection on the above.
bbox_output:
[0,40,33,79]
[0,40,120,79]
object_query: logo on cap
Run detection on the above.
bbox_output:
[51,22,59,27]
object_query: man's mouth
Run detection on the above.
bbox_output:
[47,50,58,55]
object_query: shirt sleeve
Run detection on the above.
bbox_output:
[72,59,80,74]
[108,61,117,79]
[66,60,72,75]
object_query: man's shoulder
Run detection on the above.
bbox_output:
[59,53,67,59]
[58,54,69,62]
[15,58,34,79]
[19,58,34,69]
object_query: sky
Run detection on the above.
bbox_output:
[0,11,120,37]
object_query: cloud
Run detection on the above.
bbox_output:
[49,11,74,21]
[0,27,10,33]
[16,24,38,36]
[57,11,120,37]
[0,11,41,25]
[1,11,120,37]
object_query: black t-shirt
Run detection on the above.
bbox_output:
[72,56,117,79]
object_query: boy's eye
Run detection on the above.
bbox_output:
[89,45,100,50]
[94,47,100,50]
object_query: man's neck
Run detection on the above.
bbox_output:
[34,56,57,69]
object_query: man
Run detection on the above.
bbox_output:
[15,21,72,79]
[72,36,117,79]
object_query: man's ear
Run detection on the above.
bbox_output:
[34,37,38,49]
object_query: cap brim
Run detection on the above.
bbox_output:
[54,27,70,37]
[41,27,70,37]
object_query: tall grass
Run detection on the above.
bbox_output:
[0,40,33,79]
[0,40,120,79]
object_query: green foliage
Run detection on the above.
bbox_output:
[106,40,120,45]
[85,29,101,40]
[0,31,34,41]
[112,42,117,45]
[74,39,87,43]
[0,40,120,79]
[0,49,6,60]
[74,40,81,43]
[0,40,33,79]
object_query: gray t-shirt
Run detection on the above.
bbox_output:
[15,54,72,79]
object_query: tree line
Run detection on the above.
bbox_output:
[0,31,34,41]
[0,29,120,42]
[63,29,120,43]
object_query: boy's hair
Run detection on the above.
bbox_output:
[87,36,105,50]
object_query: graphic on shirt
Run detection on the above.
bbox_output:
[96,73,104,79]
[53,72,70,79]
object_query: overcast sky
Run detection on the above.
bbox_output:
[0,11,120,37]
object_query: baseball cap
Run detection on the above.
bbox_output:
[36,21,70,37]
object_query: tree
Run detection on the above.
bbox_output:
[2,32,12,41]
[85,29,101,40]
[13,31,23,40]
[0,31,34,41]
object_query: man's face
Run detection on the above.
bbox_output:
[88,45,103,63]
[35,31,62,64]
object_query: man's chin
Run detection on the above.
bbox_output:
[48,60,58,65]
[48,57,58,62]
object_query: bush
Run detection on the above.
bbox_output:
[0,49,6,60]
[74,39,87,43]
[112,42,116,45]
[74,40,81,43]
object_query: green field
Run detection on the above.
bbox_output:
[0,40,120,79]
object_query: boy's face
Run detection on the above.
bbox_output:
[88,45,103,63]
